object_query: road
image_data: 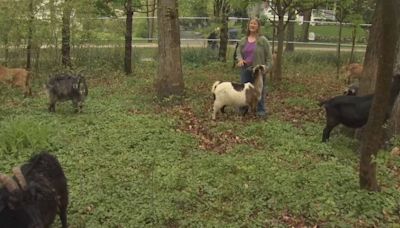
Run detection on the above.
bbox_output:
[133,40,366,52]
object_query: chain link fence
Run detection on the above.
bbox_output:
[0,16,370,76]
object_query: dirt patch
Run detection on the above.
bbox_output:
[164,104,259,154]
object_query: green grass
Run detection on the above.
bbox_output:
[0,53,399,227]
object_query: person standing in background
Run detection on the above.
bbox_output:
[236,17,272,118]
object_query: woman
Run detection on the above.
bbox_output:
[236,18,272,117]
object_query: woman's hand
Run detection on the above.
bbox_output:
[237,59,246,67]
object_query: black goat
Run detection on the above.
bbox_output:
[320,74,400,142]
[0,152,68,228]
[46,73,88,113]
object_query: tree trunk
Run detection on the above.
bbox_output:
[61,0,72,68]
[155,0,184,98]
[49,0,58,63]
[285,8,295,52]
[349,25,357,64]
[359,0,399,192]
[302,9,311,42]
[124,0,133,75]
[218,13,228,62]
[274,0,285,82]
[272,13,276,52]
[146,0,155,43]
[388,2,400,137]
[359,2,382,95]
[336,22,343,79]
[26,0,34,70]
[216,0,229,62]
[150,0,156,42]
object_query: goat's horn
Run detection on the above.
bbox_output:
[0,173,19,192]
[12,167,27,190]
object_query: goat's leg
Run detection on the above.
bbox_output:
[250,103,257,116]
[72,99,79,113]
[322,118,339,142]
[79,102,84,113]
[212,102,222,120]
[59,208,68,228]
[48,101,56,112]
[239,106,249,116]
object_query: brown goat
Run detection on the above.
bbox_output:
[0,65,32,96]
[343,63,363,84]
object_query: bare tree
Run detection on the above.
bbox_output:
[359,0,399,191]
[295,0,326,42]
[124,0,133,75]
[26,0,34,70]
[146,0,157,43]
[269,0,294,81]
[214,0,230,62]
[301,8,311,42]
[335,1,352,79]
[388,2,400,139]
[154,0,184,98]
[61,0,72,68]
[285,7,295,52]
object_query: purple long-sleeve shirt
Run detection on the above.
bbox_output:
[243,41,256,65]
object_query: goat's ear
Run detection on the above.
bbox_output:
[262,65,267,73]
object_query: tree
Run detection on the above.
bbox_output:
[154,0,184,98]
[96,0,153,74]
[145,0,157,43]
[124,0,133,74]
[359,0,399,191]
[334,0,352,79]
[388,3,400,140]
[0,1,17,65]
[61,0,72,68]
[285,7,295,52]
[26,0,35,70]
[347,0,369,64]
[294,0,326,42]
[214,0,230,62]
[269,0,295,81]
[358,2,381,96]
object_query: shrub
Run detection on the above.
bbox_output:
[0,117,54,156]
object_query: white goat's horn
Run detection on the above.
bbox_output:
[12,167,27,190]
[0,173,19,192]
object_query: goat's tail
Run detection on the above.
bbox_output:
[211,81,221,94]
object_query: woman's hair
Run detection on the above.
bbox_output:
[246,17,262,37]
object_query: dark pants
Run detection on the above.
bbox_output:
[240,67,267,113]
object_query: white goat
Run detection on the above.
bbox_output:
[211,65,267,120]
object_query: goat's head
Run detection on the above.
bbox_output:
[343,85,359,96]
[252,65,268,76]
[0,167,29,209]
[0,169,45,227]
[77,75,88,97]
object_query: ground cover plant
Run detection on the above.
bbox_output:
[0,50,399,227]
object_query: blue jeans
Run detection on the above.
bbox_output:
[240,67,267,113]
